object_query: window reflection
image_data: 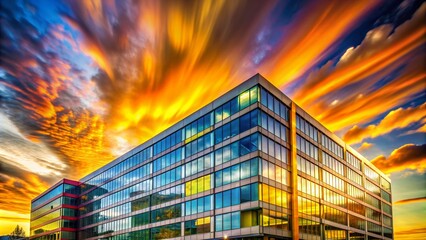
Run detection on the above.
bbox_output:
[185,175,211,196]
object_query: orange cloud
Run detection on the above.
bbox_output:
[403,118,426,136]
[294,3,426,106]
[358,142,373,152]
[261,0,379,86]
[343,103,426,144]
[371,144,426,174]
[395,197,426,205]
[64,0,278,156]
[291,3,426,132]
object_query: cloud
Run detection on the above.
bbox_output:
[396,227,426,235]
[291,3,426,131]
[358,142,373,152]
[0,112,67,176]
[0,160,53,214]
[395,197,426,205]
[343,103,426,144]
[295,3,425,105]
[260,1,380,87]
[371,144,426,174]
[62,0,278,152]
[402,118,426,136]
[0,1,113,178]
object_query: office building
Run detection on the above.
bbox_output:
[30,74,393,240]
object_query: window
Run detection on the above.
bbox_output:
[261,209,289,230]
[131,212,150,227]
[299,218,321,236]
[349,215,365,230]
[323,206,347,225]
[260,135,289,163]
[185,195,212,215]
[381,178,391,191]
[215,86,259,123]
[185,175,211,196]
[323,188,346,208]
[153,147,184,172]
[296,135,318,160]
[322,151,345,176]
[185,132,213,157]
[296,115,318,142]
[215,133,259,166]
[184,153,213,177]
[185,217,211,235]
[365,180,380,196]
[366,207,381,222]
[347,168,363,186]
[215,183,259,209]
[260,111,289,141]
[151,204,181,223]
[367,221,382,235]
[215,211,242,231]
[260,184,289,208]
[215,158,260,187]
[321,134,343,159]
[383,202,392,215]
[298,196,320,217]
[298,176,321,198]
[365,194,381,209]
[151,223,180,239]
[297,156,319,179]
[347,152,361,170]
[365,165,380,184]
[348,199,365,215]
[153,166,182,188]
[324,225,347,240]
[260,87,289,121]
[261,160,289,185]
[322,170,345,192]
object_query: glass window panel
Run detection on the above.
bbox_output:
[231,212,240,229]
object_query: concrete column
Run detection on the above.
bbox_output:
[290,102,299,239]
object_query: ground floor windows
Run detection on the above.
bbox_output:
[185,217,211,235]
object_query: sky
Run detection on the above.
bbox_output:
[0,0,425,238]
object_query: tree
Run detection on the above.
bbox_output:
[10,225,26,239]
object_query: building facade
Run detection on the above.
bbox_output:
[30,179,80,239]
[30,74,393,240]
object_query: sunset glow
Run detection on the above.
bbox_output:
[0,0,425,238]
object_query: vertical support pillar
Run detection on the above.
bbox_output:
[290,102,299,239]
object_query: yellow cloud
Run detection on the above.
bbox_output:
[358,142,373,152]
[343,103,426,144]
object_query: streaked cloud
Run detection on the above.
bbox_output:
[63,0,278,153]
[343,103,426,144]
[0,112,66,176]
[260,0,380,87]
[0,0,425,237]
[395,197,426,205]
[371,144,426,174]
[292,3,426,131]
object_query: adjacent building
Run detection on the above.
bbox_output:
[30,74,393,240]
[30,179,80,239]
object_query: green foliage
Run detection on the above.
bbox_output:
[10,225,26,238]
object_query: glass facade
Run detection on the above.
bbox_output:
[30,180,80,240]
[30,74,393,240]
